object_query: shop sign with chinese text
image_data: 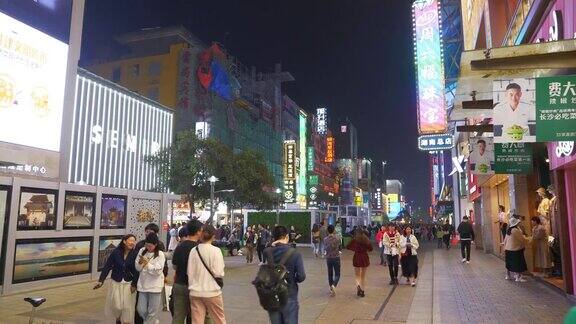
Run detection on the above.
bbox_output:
[283,141,296,180]
[418,134,454,151]
[535,75,576,141]
[325,137,335,163]
[494,143,533,174]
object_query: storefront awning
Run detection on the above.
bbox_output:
[450,39,576,121]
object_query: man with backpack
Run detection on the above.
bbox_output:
[253,225,306,324]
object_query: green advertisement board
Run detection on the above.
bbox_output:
[535,75,576,141]
[307,146,314,172]
[494,143,533,174]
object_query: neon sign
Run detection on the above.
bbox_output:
[325,136,335,163]
[413,0,447,134]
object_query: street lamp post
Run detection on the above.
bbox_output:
[209,176,218,225]
[275,188,282,225]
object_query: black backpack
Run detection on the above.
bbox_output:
[252,247,295,312]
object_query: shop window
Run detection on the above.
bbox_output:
[148,87,159,101]
[148,62,162,76]
[131,64,140,77]
[112,67,121,82]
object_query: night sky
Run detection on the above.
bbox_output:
[81,0,430,209]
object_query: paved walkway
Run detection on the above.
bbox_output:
[0,243,572,323]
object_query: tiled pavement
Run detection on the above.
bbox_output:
[0,243,572,323]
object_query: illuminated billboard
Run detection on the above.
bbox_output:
[388,202,402,219]
[316,107,327,135]
[283,140,296,203]
[298,112,307,199]
[0,11,68,151]
[413,0,447,135]
[325,136,335,163]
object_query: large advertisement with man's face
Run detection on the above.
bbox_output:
[493,79,536,143]
[0,11,68,152]
[469,137,494,175]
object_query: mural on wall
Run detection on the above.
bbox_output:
[128,198,160,241]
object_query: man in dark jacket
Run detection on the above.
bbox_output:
[442,220,454,250]
[457,216,475,263]
[127,223,169,324]
[265,226,306,324]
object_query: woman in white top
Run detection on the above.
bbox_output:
[135,232,165,324]
[168,224,179,251]
[188,224,226,324]
[400,226,420,286]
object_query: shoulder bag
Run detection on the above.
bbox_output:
[196,246,224,288]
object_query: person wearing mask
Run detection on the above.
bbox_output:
[266,226,306,323]
[128,223,169,324]
[312,224,321,258]
[188,225,226,324]
[346,229,373,297]
[442,220,454,250]
[171,220,203,324]
[504,216,529,282]
[135,233,166,324]
[168,224,179,252]
[375,225,387,266]
[457,216,475,264]
[257,225,270,265]
[244,226,257,264]
[400,226,419,286]
[94,234,137,324]
[531,216,551,277]
[324,225,341,297]
[383,224,401,285]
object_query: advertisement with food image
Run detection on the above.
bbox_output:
[469,137,495,175]
[493,78,536,143]
[0,11,68,152]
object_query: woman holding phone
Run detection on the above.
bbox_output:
[135,232,166,324]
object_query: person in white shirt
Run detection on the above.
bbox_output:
[470,139,494,173]
[168,224,179,251]
[188,224,226,324]
[494,83,535,142]
[400,226,420,286]
[135,232,165,324]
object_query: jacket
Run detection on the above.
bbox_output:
[264,243,306,299]
[135,247,166,293]
[457,221,475,241]
[128,238,168,288]
[187,243,225,298]
[504,227,528,251]
[98,247,135,283]
[383,231,401,256]
[399,234,420,255]
[375,230,384,244]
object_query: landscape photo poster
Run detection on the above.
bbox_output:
[98,236,122,270]
[13,237,92,283]
[63,191,95,229]
[17,187,58,230]
[100,195,127,229]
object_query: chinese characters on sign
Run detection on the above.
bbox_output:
[177,49,192,110]
[283,140,296,203]
[325,136,335,163]
[535,75,576,141]
[494,143,533,174]
[307,146,314,172]
[316,108,327,135]
[417,134,454,151]
[0,164,47,175]
[413,0,447,134]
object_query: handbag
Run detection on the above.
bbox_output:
[196,246,224,288]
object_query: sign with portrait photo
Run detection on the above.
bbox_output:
[493,79,536,143]
[469,137,495,175]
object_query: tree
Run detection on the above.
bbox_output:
[228,150,276,211]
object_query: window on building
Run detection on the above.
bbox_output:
[112,67,121,82]
[148,62,162,76]
[148,87,159,101]
[131,64,140,77]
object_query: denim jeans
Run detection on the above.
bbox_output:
[171,283,190,324]
[137,291,162,324]
[386,254,399,280]
[268,298,299,324]
[326,258,341,287]
[461,240,471,261]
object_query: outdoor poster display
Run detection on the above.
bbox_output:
[493,79,536,143]
[535,75,576,141]
[98,236,122,271]
[63,192,95,229]
[494,143,533,174]
[17,188,57,230]
[13,237,92,283]
[100,195,127,229]
[469,137,495,175]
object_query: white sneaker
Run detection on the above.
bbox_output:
[466,261,470,264]
[329,285,335,296]
[516,277,527,282]
[505,275,511,280]
[258,262,263,266]
[461,258,466,263]
[411,281,416,287]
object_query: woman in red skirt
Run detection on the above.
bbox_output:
[346,228,373,297]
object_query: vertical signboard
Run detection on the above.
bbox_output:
[298,112,307,201]
[535,75,576,141]
[413,0,447,134]
[325,136,335,163]
[283,140,296,203]
[316,107,327,135]
[307,146,314,172]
